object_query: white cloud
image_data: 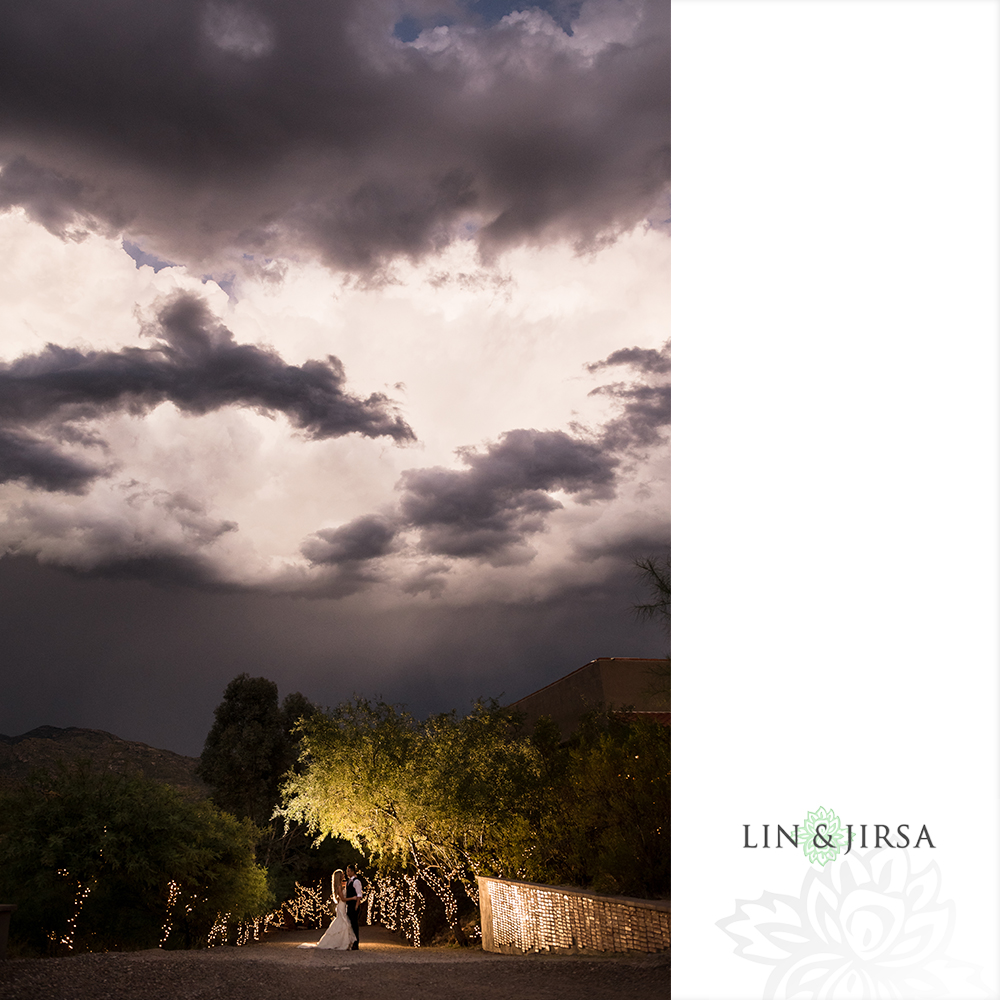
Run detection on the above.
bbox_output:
[0,211,669,599]
[405,0,647,73]
[203,3,275,59]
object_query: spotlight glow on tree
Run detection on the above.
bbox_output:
[278,696,670,944]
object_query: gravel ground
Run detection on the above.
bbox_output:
[0,925,670,1000]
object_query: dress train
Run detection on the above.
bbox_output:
[315,899,356,950]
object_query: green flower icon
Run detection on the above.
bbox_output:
[802,806,846,866]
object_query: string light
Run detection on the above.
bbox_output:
[111,861,482,951]
[362,871,425,946]
[45,868,479,952]
[159,881,181,946]
[206,912,231,947]
[48,872,93,953]
[212,880,336,948]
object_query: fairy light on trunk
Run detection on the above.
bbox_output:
[48,871,93,953]
[159,880,181,946]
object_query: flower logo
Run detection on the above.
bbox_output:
[802,806,846,866]
[717,849,988,998]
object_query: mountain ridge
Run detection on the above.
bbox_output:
[0,724,208,798]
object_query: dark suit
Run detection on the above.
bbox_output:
[345,875,362,949]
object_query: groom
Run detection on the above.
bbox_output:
[345,865,363,950]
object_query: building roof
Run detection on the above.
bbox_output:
[509,657,670,739]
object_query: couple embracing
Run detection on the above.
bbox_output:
[316,865,363,950]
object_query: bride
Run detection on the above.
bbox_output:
[315,869,357,950]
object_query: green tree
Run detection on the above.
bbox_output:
[280,697,544,937]
[198,675,298,827]
[412,700,543,881]
[279,697,417,869]
[530,713,670,897]
[280,695,670,944]
[197,674,328,900]
[0,764,272,954]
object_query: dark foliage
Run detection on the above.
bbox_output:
[197,675,303,827]
[532,713,670,897]
[197,674,349,903]
[0,764,271,954]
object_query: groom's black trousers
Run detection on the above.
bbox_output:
[347,903,360,949]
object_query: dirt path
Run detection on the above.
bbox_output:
[0,925,670,1000]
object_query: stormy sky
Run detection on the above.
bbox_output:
[0,0,670,755]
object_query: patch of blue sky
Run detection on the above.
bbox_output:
[122,239,177,273]
[469,0,578,30]
[392,14,432,43]
[392,0,582,42]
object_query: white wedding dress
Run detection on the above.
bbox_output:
[315,898,356,950]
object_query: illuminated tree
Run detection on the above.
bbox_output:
[279,697,543,936]
[280,696,670,943]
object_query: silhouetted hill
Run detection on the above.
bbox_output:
[0,725,208,798]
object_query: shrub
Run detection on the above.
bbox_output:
[0,764,273,953]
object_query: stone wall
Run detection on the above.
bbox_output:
[477,877,670,955]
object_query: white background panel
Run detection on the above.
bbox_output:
[672,2,1000,997]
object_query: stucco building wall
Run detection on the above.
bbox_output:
[508,657,669,738]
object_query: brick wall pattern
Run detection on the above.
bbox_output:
[476,876,670,955]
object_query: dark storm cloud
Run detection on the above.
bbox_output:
[397,428,618,559]
[573,527,670,563]
[64,551,228,589]
[0,155,112,238]
[300,514,397,565]
[586,345,670,377]
[297,514,403,600]
[0,427,102,492]
[299,428,615,569]
[399,560,451,597]
[0,0,669,272]
[297,343,670,571]
[0,293,414,493]
[591,342,671,450]
[324,344,670,565]
[597,381,671,450]
[3,481,241,588]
